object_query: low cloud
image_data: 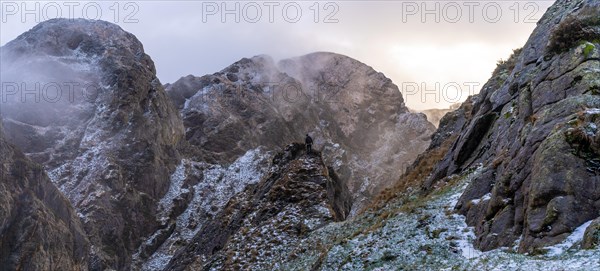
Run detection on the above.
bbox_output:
[1,1,556,110]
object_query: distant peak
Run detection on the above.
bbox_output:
[27,18,125,34]
[3,18,144,62]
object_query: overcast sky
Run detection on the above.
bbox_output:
[1,1,555,110]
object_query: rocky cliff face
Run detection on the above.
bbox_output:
[0,19,184,269]
[0,18,431,270]
[163,143,352,271]
[0,121,90,270]
[422,0,600,252]
[166,52,435,214]
[7,1,595,267]
[132,147,272,270]
[134,52,430,270]
[245,1,600,269]
[0,19,430,270]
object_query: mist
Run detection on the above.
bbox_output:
[1,1,556,110]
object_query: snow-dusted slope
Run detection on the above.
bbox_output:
[166,52,436,216]
[1,19,184,270]
[282,165,600,271]
[163,143,352,270]
[134,148,271,270]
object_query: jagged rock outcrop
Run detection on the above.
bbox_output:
[0,19,184,269]
[13,3,600,267]
[0,121,90,270]
[166,52,435,214]
[163,143,352,270]
[420,0,600,252]
[582,217,600,249]
[0,19,428,270]
[134,148,272,270]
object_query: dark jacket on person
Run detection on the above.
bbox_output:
[305,135,313,153]
[305,135,313,145]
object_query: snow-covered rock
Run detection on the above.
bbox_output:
[163,143,352,270]
[166,52,436,216]
[1,18,184,270]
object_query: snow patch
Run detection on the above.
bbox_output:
[140,148,270,271]
[470,193,492,205]
[545,220,593,256]
[156,161,190,224]
[585,108,600,115]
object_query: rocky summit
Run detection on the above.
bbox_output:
[2,0,600,269]
[166,52,435,215]
[0,18,432,270]
[1,19,184,270]
[261,0,600,270]
[135,52,433,270]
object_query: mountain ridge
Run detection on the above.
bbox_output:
[0,18,435,270]
[165,51,435,217]
[2,0,599,269]
[1,18,185,270]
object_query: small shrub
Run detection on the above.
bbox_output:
[527,247,550,256]
[492,48,523,77]
[589,85,600,95]
[381,250,397,261]
[547,8,600,55]
[430,228,448,239]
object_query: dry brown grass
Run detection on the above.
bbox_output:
[492,48,523,77]
[363,134,458,213]
[527,114,538,124]
[491,149,508,169]
[547,7,600,55]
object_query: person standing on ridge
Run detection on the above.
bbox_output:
[305,134,313,154]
